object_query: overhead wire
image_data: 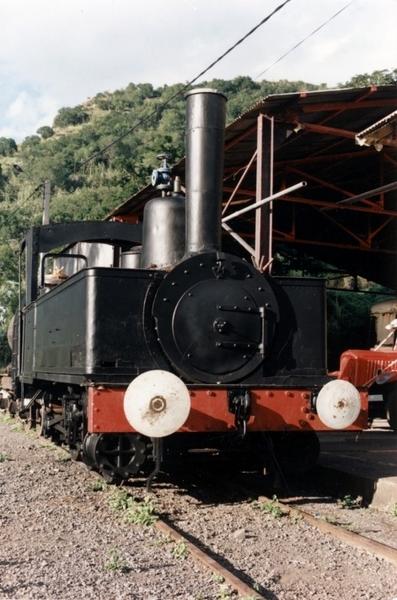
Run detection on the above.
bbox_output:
[28,0,355,199]
[255,0,355,79]
[23,182,44,204]
[76,0,293,170]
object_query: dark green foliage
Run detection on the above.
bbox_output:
[0,330,11,368]
[0,137,17,156]
[21,135,41,149]
[53,106,89,128]
[37,126,54,139]
[0,165,7,191]
[342,68,397,87]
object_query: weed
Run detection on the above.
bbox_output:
[124,497,158,527]
[109,490,157,526]
[154,533,172,546]
[257,495,285,519]
[56,453,71,462]
[0,412,14,424]
[0,452,10,463]
[290,513,303,525]
[338,494,362,510]
[324,515,341,526]
[104,548,129,573]
[172,540,188,560]
[212,573,225,584]
[25,429,39,439]
[91,479,107,492]
[217,583,232,599]
[10,422,24,433]
[108,489,130,512]
[392,503,397,517]
[40,443,57,451]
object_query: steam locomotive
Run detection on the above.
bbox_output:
[4,89,384,483]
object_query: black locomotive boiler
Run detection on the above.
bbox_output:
[5,89,369,482]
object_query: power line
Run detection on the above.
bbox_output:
[24,182,44,204]
[77,0,293,170]
[255,1,355,80]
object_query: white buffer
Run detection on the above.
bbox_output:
[316,379,361,429]
[123,370,191,438]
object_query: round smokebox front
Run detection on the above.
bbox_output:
[152,252,278,383]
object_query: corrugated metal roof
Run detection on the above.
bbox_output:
[356,109,397,149]
[107,85,397,288]
[109,85,397,218]
[357,109,397,135]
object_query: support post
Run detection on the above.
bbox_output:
[255,114,274,270]
[42,180,51,225]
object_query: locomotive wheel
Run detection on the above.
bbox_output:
[83,433,147,482]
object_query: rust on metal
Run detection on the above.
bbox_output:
[155,519,265,599]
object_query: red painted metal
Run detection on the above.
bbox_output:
[278,195,397,218]
[300,98,397,114]
[222,150,257,215]
[87,385,368,434]
[295,121,356,140]
[112,214,140,224]
[277,149,375,166]
[338,349,397,387]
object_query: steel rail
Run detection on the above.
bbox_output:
[252,492,397,569]
[115,482,265,599]
[155,518,264,599]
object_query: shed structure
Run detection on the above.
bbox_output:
[109,85,397,289]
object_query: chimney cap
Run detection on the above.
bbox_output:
[185,88,227,100]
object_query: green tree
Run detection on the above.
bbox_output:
[53,106,89,128]
[0,137,17,156]
[37,125,54,139]
[342,68,397,87]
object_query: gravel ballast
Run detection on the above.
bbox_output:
[0,418,221,600]
[1,414,397,600]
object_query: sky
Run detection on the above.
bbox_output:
[0,0,396,141]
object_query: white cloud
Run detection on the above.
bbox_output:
[0,91,58,140]
[0,0,396,139]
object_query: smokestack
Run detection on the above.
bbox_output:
[185,89,227,255]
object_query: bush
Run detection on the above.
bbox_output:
[21,135,41,148]
[53,106,89,128]
[0,137,17,156]
[37,126,54,139]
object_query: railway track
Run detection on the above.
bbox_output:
[2,413,397,599]
[154,518,263,599]
[117,466,397,599]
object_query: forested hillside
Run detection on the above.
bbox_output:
[0,69,396,365]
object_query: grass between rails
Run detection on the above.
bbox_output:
[104,548,130,573]
[338,494,363,510]
[108,488,158,526]
[255,495,287,519]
